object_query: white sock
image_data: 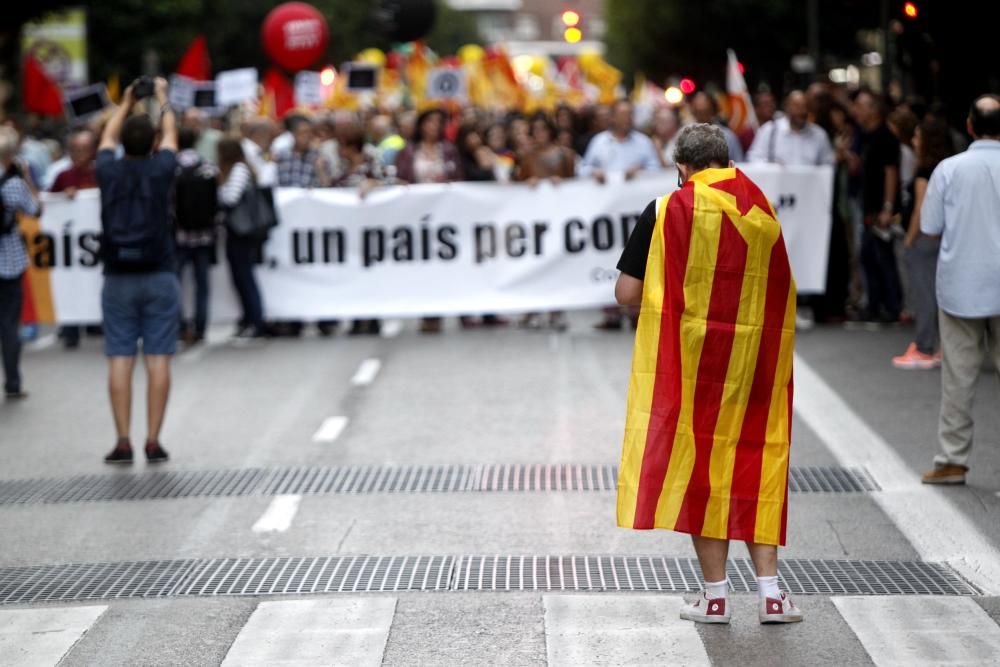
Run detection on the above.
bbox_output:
[704,579,729,600]
[757,575,780,599]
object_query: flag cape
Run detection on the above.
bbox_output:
[616,168,795,546]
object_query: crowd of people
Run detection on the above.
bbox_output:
[0,75,991,405]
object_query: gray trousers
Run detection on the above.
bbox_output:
[904,236,939,354]
[935,310,1000,467]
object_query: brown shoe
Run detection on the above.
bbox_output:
[921,464,967,485]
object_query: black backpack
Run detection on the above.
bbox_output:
[0,170,19,235]
[101,165,170,269]
[174,162,218,232]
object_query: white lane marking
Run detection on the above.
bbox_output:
[221,598,397,667]
[833,596,1000,666]
[25,333,57,352]
[0,605,108,667]
[312,416,349,443]
[380,319,403,338]
[251,494,302,533]
[543,595,710,667]
[350,358,382,386]
[794,354,1000,595]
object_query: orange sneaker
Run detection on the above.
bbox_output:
[892,342,939,370]
[921,464,967,485]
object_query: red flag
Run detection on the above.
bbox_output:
[262,68,294,118]
[176,35,212,81]
[22,57,63,116]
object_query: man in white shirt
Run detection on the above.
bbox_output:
[918,95,1000,485]
[748,91,834,166]
[579,99,661,183]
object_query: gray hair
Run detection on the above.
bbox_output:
[0,127,19,162]
[672,123,729,171]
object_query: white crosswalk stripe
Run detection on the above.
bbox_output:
[832,596,1000,667]
[221,597,397,667]
[0,605,107,667]
[543,594,710,666]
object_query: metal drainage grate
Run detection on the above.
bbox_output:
[451,556,978,596]
[0,556,454,605]
[0,464,878,506]
[0,555,977,604]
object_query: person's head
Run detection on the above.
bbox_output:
[456,124,483,157]
[784,91,809,131]
[245,119,276,150]
[122,115,156,157]
[416,109,445,144]
[337,126,366,161]
[672,123,731,182]
[0,126,19,168]
[530,113,556,146]
[914,118,954,171]
[67,128,97,167]
[287,115,315,153]
[177,127,199,152]
[216,137,245,173]
[754,90,778,125]
[486,123,508,153]
[593,104,612,132]
[555,105,575,131]
[852,89,885,130]
[610,99,634,136]
[690,92,718,125]
[888,108,918,146]
[397,110,417,141]
[182,108,207,131]
[370,114,394,142]
[652,107,679,140]
[968,94,1000,140]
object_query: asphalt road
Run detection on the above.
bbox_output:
[2,311,999,666]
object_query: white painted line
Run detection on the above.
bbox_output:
[833,596,1000,666]
[794,354,1000,594]
[312,416,348,443]
[221,598,397,667]
[252,494,302,533]
[25,333,56,352]
[380,319,403,338]
[0,605,107,667]
[350,358,382,386]
[543,595,709,667]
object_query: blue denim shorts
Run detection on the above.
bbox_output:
[102,272,180,357]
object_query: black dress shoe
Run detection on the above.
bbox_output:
[104,442,134,465]
[145,442,170,463]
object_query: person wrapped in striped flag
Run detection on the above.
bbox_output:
[614,123,803,625]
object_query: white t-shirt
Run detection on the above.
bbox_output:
[747,117,834,166]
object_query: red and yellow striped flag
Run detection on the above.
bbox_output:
[617,167,796,547]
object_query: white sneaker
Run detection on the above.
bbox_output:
[759,591,804,624]
[679,592,731,624]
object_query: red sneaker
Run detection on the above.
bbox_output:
[679,592,731,624]
[759,592,804,624]
[892,342,939,370]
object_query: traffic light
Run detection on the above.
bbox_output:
[562,8,583,43]
[903,1,918,19]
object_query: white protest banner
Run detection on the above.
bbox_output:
[294,70,324,107]
[168,74,196,110]
[426,67,466,101]
[25,166,832,324]
[215,67,259,106]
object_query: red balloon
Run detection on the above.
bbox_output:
[261,2,329,72]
